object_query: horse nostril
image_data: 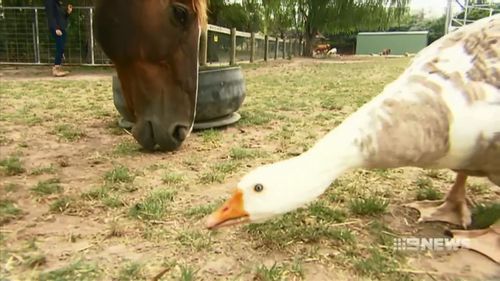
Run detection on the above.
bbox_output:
[172,125,188,142]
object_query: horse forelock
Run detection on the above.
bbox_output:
[191,0,208,28]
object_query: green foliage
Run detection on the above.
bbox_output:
[0,156,25,176]
[0,199,22,224]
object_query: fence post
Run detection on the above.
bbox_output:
[282,37,287,59]
[250,32,255,63]
[274,37,278,60]
[89,8,95,65]
[264,35,269,62]
[34,8,40,64]
[288,39,293,59]
[199,29,208,66]
[230,28,236,65]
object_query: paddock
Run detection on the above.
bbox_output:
[1,57,499,280]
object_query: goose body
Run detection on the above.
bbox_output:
[206,15,500,262]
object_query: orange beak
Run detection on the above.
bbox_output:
[205,189,249,229]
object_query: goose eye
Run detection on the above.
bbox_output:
[254,184,264,192]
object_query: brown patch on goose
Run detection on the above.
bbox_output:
[439,30,466,50]
[407,75,443,94]
[356,134,375,159]
[463,82,488,103]
[360,92,451,168]
[424,61,467,88]
[463,20,500,88]
[425,58,495,104]
[454,132,500,186]
[425,16,499,104]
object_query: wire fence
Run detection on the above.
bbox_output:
[0,6,303,66]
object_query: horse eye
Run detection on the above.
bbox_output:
[254,184,264,193]
[171,4,189,26]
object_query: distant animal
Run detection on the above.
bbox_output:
[380,48,391,56]
[314,44,331,55]
[94,0,207,152]
[205,14,500,264]
[327,48,337,56]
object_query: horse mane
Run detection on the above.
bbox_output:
[193,0,208,28]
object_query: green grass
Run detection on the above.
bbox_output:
[50,196,74,213]
[349,196,389,216]
[353,248,399,279]
[23,253,47,268]
[102,195,124,208]
[82,186,109,200]
[415,187,443,201]
[229,147,260,160]
[425,169,445,179]
[176,230,212,251]
[107,220,126,238]
[0,156,25,176]
[414,175,443,201]
[198,172,225,184]
[198,161,240,184]
[4,183,21,193]
[129,189,176,220]
[82,187,124,209]
[369,220,398,247]
[471,203,500,229]
[244,208,354,249]
[414,177,432,189]
[177,264,198,281]
[117,262,144,281]
[307,201,346,223]
[38,260,101,281]
[238,110,274,126]
[30,164,56,175]
[113,140,141,156]
[254,263,286,281]
[0,199,22,224]
[142,228,170,242]
[184,199,224,220]
[162,171,184,186]
[200,129,222,144]
[53,124,85,141]
[468,182,490,195]
[31,178,62,196]
[104,165,134,184]
[0,59,466,280]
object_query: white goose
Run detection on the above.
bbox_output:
[205,14,500,263]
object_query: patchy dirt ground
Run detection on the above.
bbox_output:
[1,58,499,281]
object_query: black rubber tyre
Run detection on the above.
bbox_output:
[112,66,246,129]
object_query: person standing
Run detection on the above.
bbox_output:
[44,0,73,77]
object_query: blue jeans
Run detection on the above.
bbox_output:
[50,28,66,65]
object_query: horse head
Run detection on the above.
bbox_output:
[95,0,207,151]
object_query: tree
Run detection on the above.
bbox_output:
[261,0,296,37]
[207,0,226,25]
[298,0,409,56]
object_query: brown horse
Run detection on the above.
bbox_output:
[94,0,207,151]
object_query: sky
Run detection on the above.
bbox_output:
[409,0,453,18]
[408,0,493,18]
[410,0,455,17]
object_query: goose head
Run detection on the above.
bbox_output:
[205,151,349,229]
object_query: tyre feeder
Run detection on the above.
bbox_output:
[112,65,246,131]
